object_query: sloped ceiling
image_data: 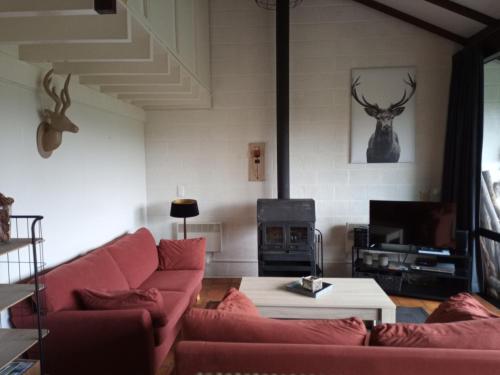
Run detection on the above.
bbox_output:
[353,0,500,49]
[376,0,485,37]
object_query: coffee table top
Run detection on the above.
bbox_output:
[240,277,396,309]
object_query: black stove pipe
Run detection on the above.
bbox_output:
[276,0,290,200]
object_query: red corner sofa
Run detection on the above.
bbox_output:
[11,228,204,375]
[175,291,500,375]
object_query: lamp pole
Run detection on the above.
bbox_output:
[183,217,187,239]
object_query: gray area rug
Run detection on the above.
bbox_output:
[396,307,429,323]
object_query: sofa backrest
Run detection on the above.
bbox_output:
[40,227,159,312]
[175,342,500,375]
[41,248,129,312]
[106,227,159,288]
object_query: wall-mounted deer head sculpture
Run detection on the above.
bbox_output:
[352,74,416,163]
[37,69,79,158]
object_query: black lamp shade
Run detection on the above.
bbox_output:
[170,199,199,218]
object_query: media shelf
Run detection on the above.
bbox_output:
[354,260,470,280]
[352,246,472,301]
[357,247,470,260]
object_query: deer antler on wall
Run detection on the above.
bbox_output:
[37,69,79,158]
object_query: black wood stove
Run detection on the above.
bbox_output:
[257,199,316,276]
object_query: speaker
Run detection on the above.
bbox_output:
[354,227,368,249]
[455,230,469,255]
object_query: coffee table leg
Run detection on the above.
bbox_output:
[380,308,396,323]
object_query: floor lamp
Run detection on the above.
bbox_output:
[170,199,199,239]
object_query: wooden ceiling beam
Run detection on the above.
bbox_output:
[467,21,500,57]
[351,0,466,45]
[95,0,116,14]
[424,0,497,26]
[467,20,500,58]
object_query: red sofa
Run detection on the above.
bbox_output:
[176,342,500,375]
[11,228,204,375]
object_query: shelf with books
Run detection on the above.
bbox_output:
[0,216,46,375]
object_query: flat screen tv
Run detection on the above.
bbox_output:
[369,200,456,251]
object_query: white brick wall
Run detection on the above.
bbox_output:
[145,0,459,276]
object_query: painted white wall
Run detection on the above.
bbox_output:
[145,0,459,276]
[483,60,500,178]
[0,49,147,284]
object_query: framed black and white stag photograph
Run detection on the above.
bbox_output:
[350,66,417,164]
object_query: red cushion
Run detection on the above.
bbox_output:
[426,293,498,323]
[140,270,204,294]
[107,228,159,288]
[41,248,129,312]
[154,290,192,345]
[370,318,500,349]
[158,238,206,270]
[183,308,367,346]
[78,288,167,327]
[216,288,260,316]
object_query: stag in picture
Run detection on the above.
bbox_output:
[350,67,417,164]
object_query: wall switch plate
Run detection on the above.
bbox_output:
[248,143,265,182]
[177,184,185,197]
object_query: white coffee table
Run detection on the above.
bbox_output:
[240,277,396,323]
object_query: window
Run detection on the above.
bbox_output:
[479,59,500,302]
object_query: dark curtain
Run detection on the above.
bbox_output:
[441,47,484,292]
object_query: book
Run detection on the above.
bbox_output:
[417,248,451,256]
[410,262,455,275]
[286,280,333,298]
[0,360,34,375]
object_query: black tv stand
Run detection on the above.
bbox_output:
[352,246,472,300]
[377,244,414,252]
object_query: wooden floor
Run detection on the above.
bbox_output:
[156,277,499,375]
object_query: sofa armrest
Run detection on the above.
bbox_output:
[43,309,156,375]
[175,341,500,375]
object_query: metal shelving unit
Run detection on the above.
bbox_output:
[352,246,472,300]
[0,216,46,374]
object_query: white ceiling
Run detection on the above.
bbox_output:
[372,0,500,39]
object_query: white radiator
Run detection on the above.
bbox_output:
[173,222,222,253]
